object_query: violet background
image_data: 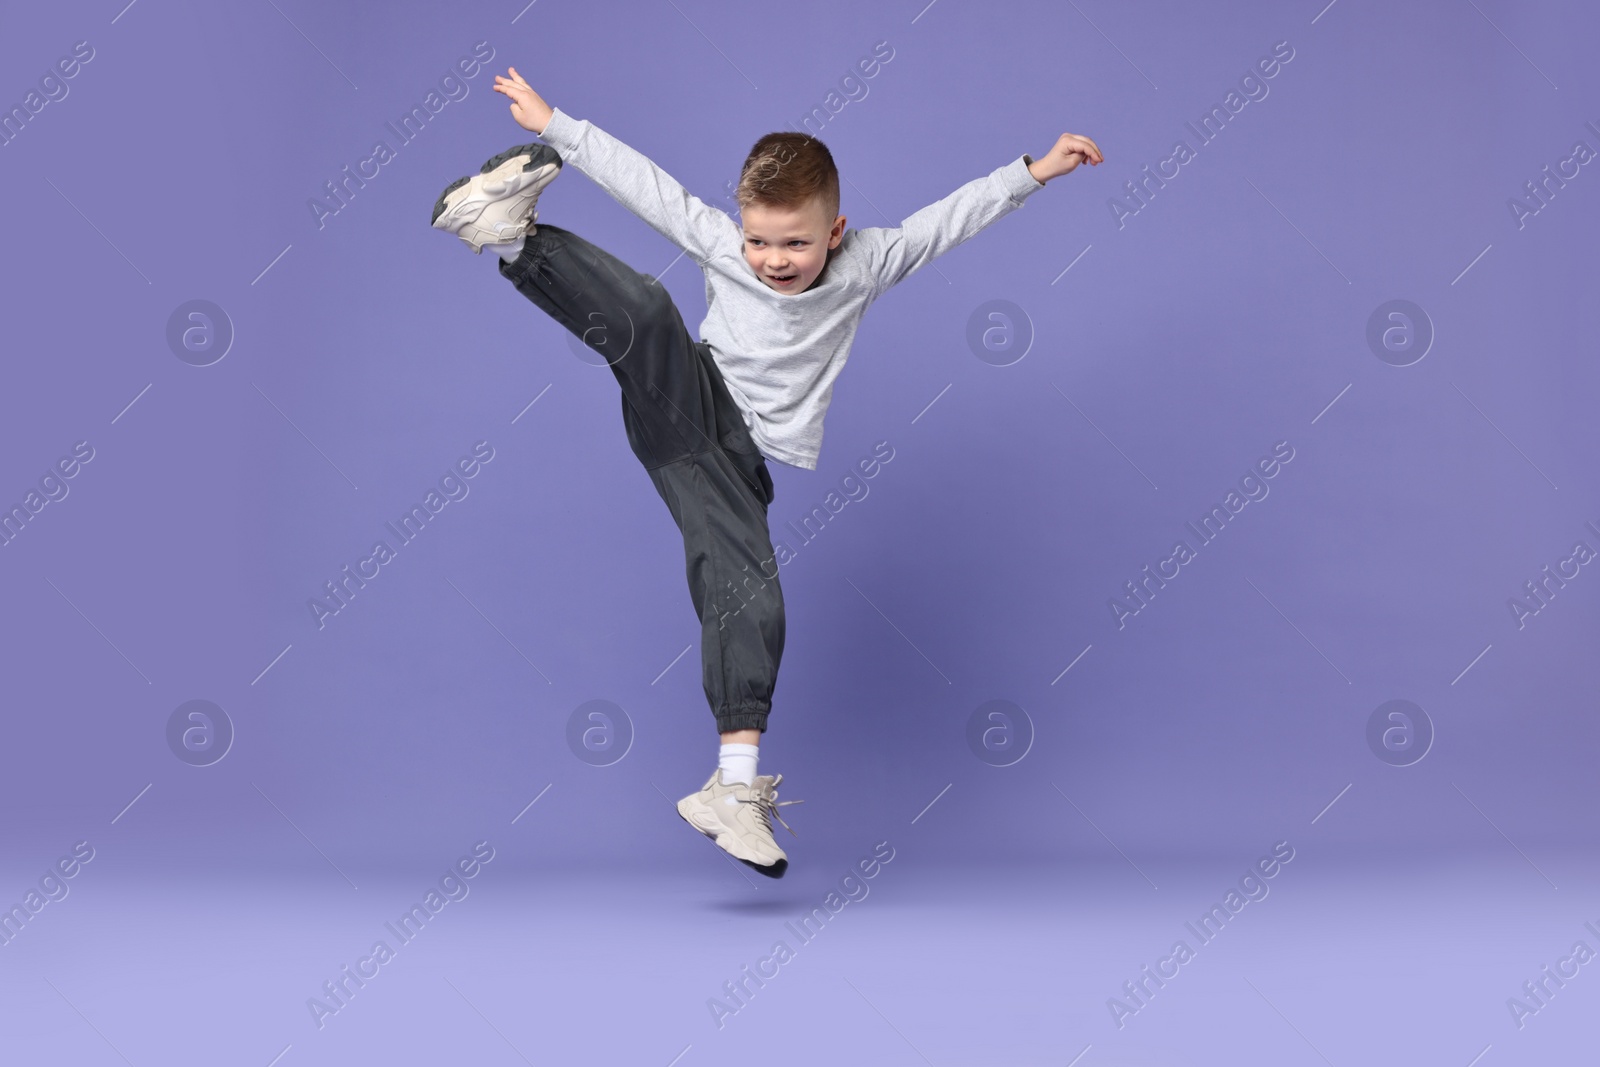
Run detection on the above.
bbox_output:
[1,1,1596,1064]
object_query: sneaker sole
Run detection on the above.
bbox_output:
[429,144,563,249]
[675,800,787,878]
[429,162,559,231]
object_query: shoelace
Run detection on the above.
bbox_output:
[741,777,804,838]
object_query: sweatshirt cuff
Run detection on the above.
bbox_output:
[539,106,584,153]
[1004,154,1047,200]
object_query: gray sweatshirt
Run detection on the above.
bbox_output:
[537,106,1047,471]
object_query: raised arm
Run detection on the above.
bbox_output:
[493,67,735,264]
[856,130,1103,298]
[854,156,1047,297]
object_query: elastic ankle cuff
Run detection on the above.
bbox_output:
[716,706,769,734]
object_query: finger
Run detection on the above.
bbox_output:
[1072,133,1104,162]
[1061,135,1101,165]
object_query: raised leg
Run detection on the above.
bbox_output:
[498,225,785,734]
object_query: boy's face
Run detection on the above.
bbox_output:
[740,196,846,295]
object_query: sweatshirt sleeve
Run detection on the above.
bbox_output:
[537,107,738,265]
[854,154,1047,299]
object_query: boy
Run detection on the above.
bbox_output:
[431,66,1102,878]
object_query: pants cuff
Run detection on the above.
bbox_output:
[716,705,769,734]
[496,234,543,281]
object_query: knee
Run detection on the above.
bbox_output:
[716,567,783,629]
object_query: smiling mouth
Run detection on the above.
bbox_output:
[769,273,797,284]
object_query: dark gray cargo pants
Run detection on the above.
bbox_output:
[499,224,784,734]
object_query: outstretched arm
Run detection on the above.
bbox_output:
[492,67,735,264]
[859,130,1104,298]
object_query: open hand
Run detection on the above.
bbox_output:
[1029,132,1104,183]
[493,66,555,135]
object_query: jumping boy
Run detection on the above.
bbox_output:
[431,66,1102,878]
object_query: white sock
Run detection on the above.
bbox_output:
[487,234,526,262]
[718,742,759,787]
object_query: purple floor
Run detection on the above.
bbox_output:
[6,844,1593,1065]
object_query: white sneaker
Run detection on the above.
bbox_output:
[430,142,562,254]
[676,770,803,878]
